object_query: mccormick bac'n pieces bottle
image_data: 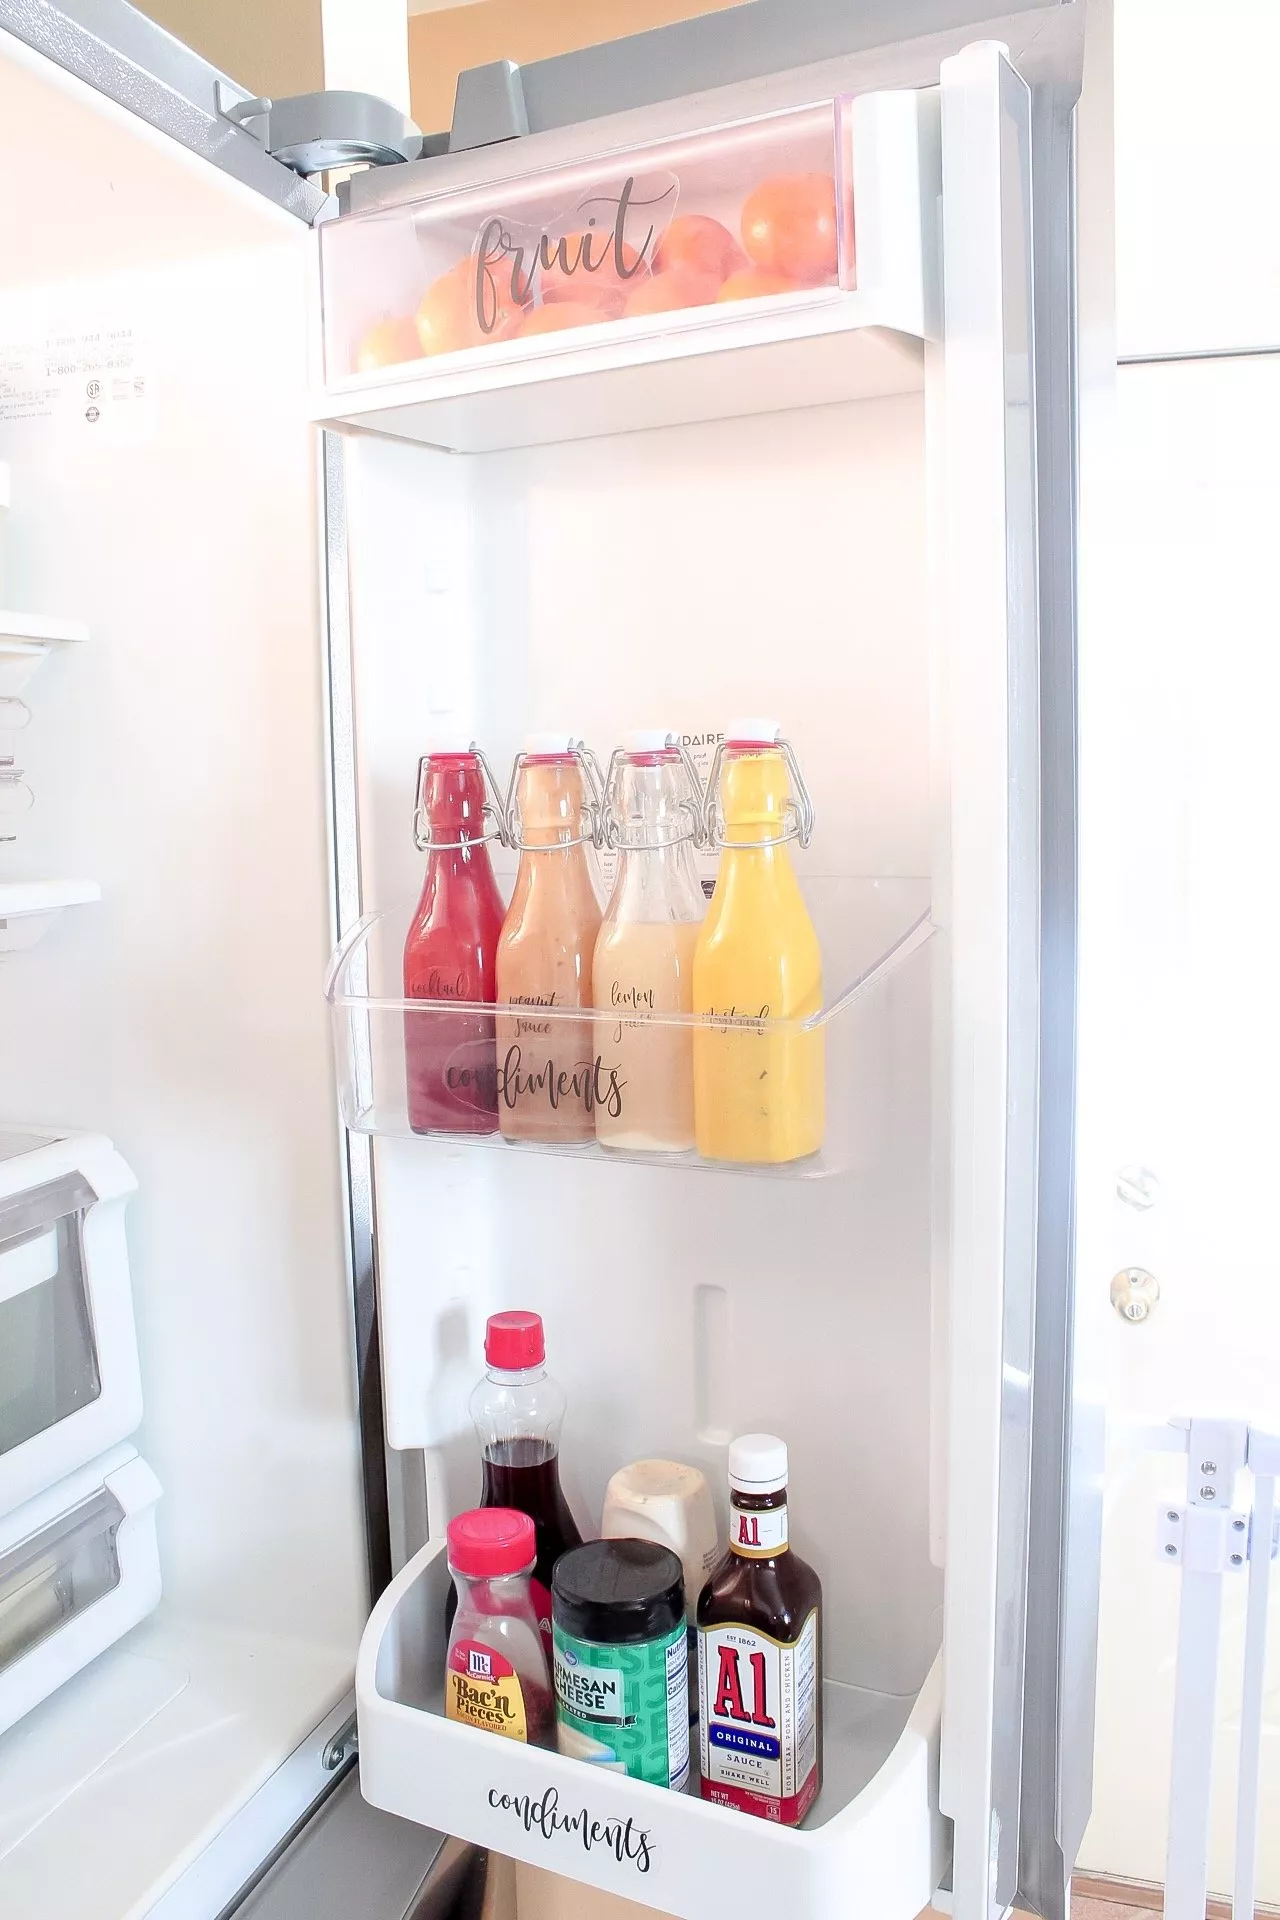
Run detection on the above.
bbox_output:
[495,736,602,1143]
[402,750,506,1134]
[697,1434,823,1825]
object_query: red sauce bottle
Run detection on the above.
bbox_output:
[697,1434,823,1825]
[402,751,505,1134]
[445,1311,584,1661]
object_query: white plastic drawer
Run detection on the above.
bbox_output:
[0,1443,162,1738]
[0,1130,142,1518]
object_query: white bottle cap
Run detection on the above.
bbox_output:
[601,1459,720,1600]
[621,728,677,754]
[728,1433,789,1494]
[523,730,577,756]
[725,717,780,746]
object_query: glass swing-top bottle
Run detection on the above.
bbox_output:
[692,720,824,1164]
[592,730,706,1154]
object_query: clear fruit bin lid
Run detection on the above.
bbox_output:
[320,99,860,385]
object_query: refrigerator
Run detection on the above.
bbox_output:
[0,0,1104,1916]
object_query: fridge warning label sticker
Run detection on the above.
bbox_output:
[0,318,153,445]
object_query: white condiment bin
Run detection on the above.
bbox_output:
[0,1128,143,1517]
[0,1441,162,1737]
[356,1536,946,1920]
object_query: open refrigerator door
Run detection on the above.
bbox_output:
[0,4,1096,1918]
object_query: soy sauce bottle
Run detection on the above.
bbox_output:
[697,1434,823,1825]
[465,1311,582,1660]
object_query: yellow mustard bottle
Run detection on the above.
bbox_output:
[692,724,824,1163]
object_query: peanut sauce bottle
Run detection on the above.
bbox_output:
[696,1434,822,1824]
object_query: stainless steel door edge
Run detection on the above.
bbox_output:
[226,1769,487,1920]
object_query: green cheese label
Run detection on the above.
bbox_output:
[553,1621,690,1790]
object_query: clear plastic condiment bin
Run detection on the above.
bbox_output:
[325,877,932,1180]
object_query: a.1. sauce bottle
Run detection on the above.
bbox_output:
[697,1434,822,1825]
[402,749,506,1133]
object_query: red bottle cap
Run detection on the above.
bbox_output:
[485,1309,545,1370]
[447,1507,536,1577]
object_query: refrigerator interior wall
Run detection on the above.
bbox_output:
[0,30,366,1920]
[339,338,941,1848]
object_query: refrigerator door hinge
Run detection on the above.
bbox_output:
[215,82,421,176]
[321,1711,358,1772]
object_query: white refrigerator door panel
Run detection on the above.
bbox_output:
[336,27,1083,1920]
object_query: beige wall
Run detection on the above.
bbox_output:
[409,0,746,133]
[136,0,325,98]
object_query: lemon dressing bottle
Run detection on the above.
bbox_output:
[691,721,824,1163]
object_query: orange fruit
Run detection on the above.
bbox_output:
[539,231,650,315]
[415,258,526,357]
[353,315,423,375]
[623,269,722,318]
[716,266,804,303]
[740,173,839,284]
[653,214,746,285]
[518,302,606,337]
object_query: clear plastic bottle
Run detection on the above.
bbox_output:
[469,1310,583,1658]
[495,736,602,1143]
[692,720,824,1163]
[445,1507,555,1747]
[592,733,705,1153]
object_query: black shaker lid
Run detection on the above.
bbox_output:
[552,1539,684,1643]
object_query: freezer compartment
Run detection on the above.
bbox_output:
[316,89,935,454]
[357,1537,945,1920]
[0,1442,162,1738]
[326,877,931,1177]
[0,1131,143,1517]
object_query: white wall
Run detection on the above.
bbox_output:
[1077,0,1280,1896]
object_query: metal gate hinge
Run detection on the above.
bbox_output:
[1158,1503,1251,1572]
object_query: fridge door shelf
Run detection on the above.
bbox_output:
[0,616,89,699]
[0,880,102,953]
[357,1534,946,1920]
[315,89,935,454]
[0,1441,162,1739]
[325,876,933,1178]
